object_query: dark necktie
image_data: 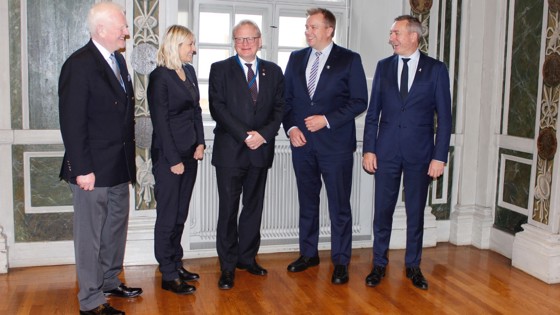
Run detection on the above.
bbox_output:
[246,63,258,104]
[400,58,410,99]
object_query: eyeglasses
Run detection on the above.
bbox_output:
[234,37,260,44]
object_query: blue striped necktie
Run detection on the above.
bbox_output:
[307,51,322,97]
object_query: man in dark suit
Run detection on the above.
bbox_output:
[283,8,368,285]
[59,2,141,314]
[362,15,452,290]
[209,20,284,290]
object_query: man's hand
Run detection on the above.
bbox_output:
[428,160,445,179]
[362,153,377,174]
[193,144,205,160]
[76,172,96,191]
[171,162,185,175]
[245,131,266,150]
[304,115,327,132]
[288,127,307,147]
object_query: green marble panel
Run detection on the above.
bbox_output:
[30,156,73,207]
[502,159,531,209]
[27,0,93,129]
[9,0,22,129]
[494,148,532,234]
[13,145,73,242]
[507,0,543,138]
[494,207,527,234]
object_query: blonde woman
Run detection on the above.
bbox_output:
[147,25,205,294]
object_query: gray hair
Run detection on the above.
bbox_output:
[87,1,125,35]
[232,20,262,39]
[394,15,423,39]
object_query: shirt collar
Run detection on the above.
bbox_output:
[400,49,420,61]
[313,41,334,56]
[92,39,113,61]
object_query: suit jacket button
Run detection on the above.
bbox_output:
[310,102,314,106]
[401,107,405,112]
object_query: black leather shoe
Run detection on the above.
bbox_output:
[365,265,386,287]
[162,278,196,295]
[218,270,234,290]
[178,266,200,282]
[80,303,124,315]
[287,255,320,272]
[331,264,349,284]
[103,284,142,298]
[237,261,267,276]
[406,267,428,290]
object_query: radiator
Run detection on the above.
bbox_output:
[188,141,368,248]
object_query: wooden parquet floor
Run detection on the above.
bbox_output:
[1,243,560,314]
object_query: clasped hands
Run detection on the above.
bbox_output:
[289,115,327,147]
[245,131,265,150]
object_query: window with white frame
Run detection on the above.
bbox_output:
[183,0,349,113]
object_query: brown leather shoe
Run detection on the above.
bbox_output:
[79,303,124,315]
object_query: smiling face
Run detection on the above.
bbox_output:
[96,8,129,52]
[179,36,196,63]
[234,24,261,63]
[305,13,333,51]
[389,20,419,56]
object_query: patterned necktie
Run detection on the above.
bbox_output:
[307,51,322,97]
[246,63,258,104]
[400,58,410,99]
[110,53,125,91]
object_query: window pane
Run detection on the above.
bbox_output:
[198,83,209,113]
[277,51,292,73]
[197,49,231,80]
[199,12,230,44]
[279,16,307,47]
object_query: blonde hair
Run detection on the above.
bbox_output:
[157,25,195,70]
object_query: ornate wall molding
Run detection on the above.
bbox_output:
[533,2,560,224]
[131,0,159,210]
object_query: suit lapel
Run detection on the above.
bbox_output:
[389,55,400,100]
[88,41,128,101]
[114,52,132,97]
[256,60,267,109]
[407,52,427,98]
[230,56,255,107]
[313,44,339,98]
[299,48,312,99]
